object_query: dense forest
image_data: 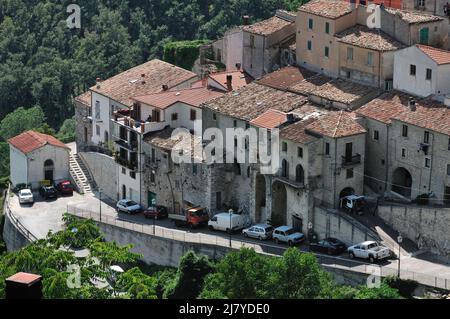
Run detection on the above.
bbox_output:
[0,0,307,182]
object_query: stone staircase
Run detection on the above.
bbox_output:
[69,153,96,194]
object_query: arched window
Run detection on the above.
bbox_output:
[296,164,305,184]
[44,159,54,181]
[281,159,289,178]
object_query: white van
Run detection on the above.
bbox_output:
[208,212,251,233]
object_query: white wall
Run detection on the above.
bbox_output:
[394,46,437,97]
[91,92,114,145]
[165,102,202,131]
[27,145,69,189]
[9,145,28,187]
[224,29,244,71]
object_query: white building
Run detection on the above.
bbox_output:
[8,131,70,189]
[394,44,450,99]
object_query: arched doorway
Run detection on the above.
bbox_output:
[255,174,266,223]
[44,159,54,181]
[339,187,355,199]
[392,167,412,198]
[271,181,287,226]
[295,164,305,184]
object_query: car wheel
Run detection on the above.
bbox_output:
[259,236,263,241]
[369,255,375,263]
[288,240,293,247]
[243,232,248,238]
[226,228,232,235]
[327,248,333,255]
[275,238,279,244]
[208,225,215,231]
[349,252,355,259]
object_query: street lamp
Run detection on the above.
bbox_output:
[229,209,233,248]
[397,234,403,278]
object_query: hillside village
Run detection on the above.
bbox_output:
[5,0,450,275]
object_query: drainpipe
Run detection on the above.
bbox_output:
[378,51,382,88]
[428,133,434,196]
[333,138,338,209]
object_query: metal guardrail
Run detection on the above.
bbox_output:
[66,205,450,291]
[3,185,38,242]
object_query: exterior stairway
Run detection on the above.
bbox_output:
[69,153,97,194]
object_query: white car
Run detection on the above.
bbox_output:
[116,199,142,214]
[347,241,391,263]
[208,212,251,233]
[18,189,34,204]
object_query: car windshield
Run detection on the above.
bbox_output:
[264,226,274,232]
[328,238,339,244]
[191,210,207,217]
[367,242,379,249]
[126,201,138,207]
[285,228,296,235]
[21,190,32,196]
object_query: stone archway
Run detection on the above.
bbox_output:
[255,174,266,223]
[392,167,412,198]
[44,159,54,181]
[271,181,287,226]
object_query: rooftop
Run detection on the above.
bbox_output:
[256,66,316,90]
[242,14,294,36]
[75,91,91,107]
[208,70,253,91]
[299,0,354,19]
[336,24,404,51]
[416,44,450,65]
[204,82,308,122]
[8,130,70,154]
[385,8,443,24]
[289,75,378,106]
[6,272,42,286]
[280,117,319,144]
[249,109,288,129]
[90,59,197,107]
[356,91,411,124]
[305,111,366,138]
[132,87,224,110]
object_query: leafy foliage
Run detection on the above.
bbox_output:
[163,40,210,70]
[56,118,76,143]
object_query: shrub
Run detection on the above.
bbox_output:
[384,276,418,298]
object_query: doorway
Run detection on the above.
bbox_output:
[392,167,412,198]
[444,186,450,205]
[44,159,54,182]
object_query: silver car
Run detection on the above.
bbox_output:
[18,189,34,204]
[242,224,275,240]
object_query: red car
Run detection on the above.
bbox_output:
[143,205,168,220]
[55,180,74,195]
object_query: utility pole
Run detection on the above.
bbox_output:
[397,234,403,278]
[229,209,233,248]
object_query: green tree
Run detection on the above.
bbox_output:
[0,106,47,140]
[57,118,76,143]
[355,283,402,299]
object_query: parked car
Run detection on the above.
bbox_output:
[39,185,58,200]
[208,211,251,233]
[309,237,347,255]
[55,180,74,195]
[18,189,34,204]
[347,241,391,263]
[242,224,274,240]
[340,195,366,215]
[143,205,168,220]
[272,226,305,246]
[116,199,142,214]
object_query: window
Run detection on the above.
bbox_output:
[281,159,289,178]
[122,168,126,175]
[130,171,136,179]
[325,142,330,155]
[324,46,329,57]
[410,64,416,76]
[151,148,156,163]
[171,113,178,121]
[447,164,450,176]
[308,18,313,30]
[295,165,305,184]
[307,40,312,51]
[347,47,353,60]
[425,158,431,168]
[96,125,100,136]
[424,131,430,144]
[418,0,425,6]
[385,80,393,91]
[401,148,407,158]
[373,130,379,141]
[150,171,156,183]
[213,112,217,121]
[426,68,432,80]
[346,168,354,179]
[367,52,374,66]
[190,109,196,121]
[233,120,237,127]
[282,142,287,152]
[298,147,303,158]
[448,138,450,150]
[325,22,330,34]
[95,101,100,119]
[402,125,408,137]
[250,35,255,48]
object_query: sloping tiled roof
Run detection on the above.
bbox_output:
[305,111,366,138]
[208,70,253,91]
[280,117,319,144]
[242,15,294,36]
[299,0,354,19]
[256,66,316,90]
[336,25,404,51]
[75,91,91,107]
[204,82,308,121]
[6,272,42,285]
[356,91,410,124]
[90,59,197,107]
[8,131,70,154]
[250,109,288,129]
[132,87,224,110]
[289,75,378,106]
[385,8,443,24]
[416,45,450,65]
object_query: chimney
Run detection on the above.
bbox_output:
[96,77,102,89]
[162,84,169,91]
[242,15,250,25]
[286,113,297,123]
[5,272,43,299]
[141,73,146,77]
[226,75,233,91]
[409,97,416,111]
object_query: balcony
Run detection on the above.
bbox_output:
[115,156,138,171]
[113,111,168,134]
[115,138,138,152]
[342,154,361,167]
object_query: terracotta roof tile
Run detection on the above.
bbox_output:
[256,66,317,90]
[208,70,253,91]
[299,0,354,19]
[75,91,91,107]
[132,87,224,110]
[250,109,288,129]
[305,111,366,138]
[8,131,70,154]
[385,8,443,24]
[242,15,294,36]
[280,117,319,144]
[90,59,197,107]
[336,25,404,51]
[416,44,450,65]
[356,91,410,124]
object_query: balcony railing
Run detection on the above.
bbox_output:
[113,112,168,134]
[115,138,138,152]
[342,154,361,167]
[115,157,138,171]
